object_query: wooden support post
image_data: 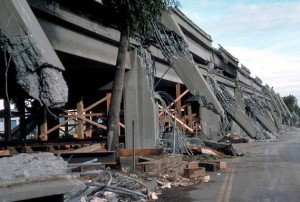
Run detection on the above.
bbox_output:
[4,99,11,144]
[187,104,193,129]
[159,104,193,133]
[106,93,112,115]
[76,97,84,139]
[176,83,182,116]
[176,83,183,130]
[64,117,68,136]
[60,109,107,130]
[40,107,48,141]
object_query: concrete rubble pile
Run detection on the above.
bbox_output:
[0,152,159,201]
[67,153,228,201]
[0,153,67,180]
[0,153,85,201]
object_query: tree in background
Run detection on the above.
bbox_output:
[283,95,300,116]
[102,0,179,167]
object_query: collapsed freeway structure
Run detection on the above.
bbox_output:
[0,0,294,152]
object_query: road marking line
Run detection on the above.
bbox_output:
[216,158,239,202]
[216,167,231,202]
[224,158,238,202]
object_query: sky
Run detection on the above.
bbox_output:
[180,0,300,105]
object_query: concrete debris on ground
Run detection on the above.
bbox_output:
[65,153,230,201]
[0,153,68,180]
[0,152,85,201]
[188,146,223,156]
[186,138,237,156]
[0,151,230,201]
[221,132,250,143]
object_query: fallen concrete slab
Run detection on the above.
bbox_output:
[0,0,68,107]
[0,175,84,202]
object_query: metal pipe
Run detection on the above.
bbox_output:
[173,113,176,154]
[132,120,135,171]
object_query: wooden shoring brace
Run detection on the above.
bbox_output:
[106,93,112,115]
[176,83,182,116]
[158,104,193,133]
[39,117,75,139]
[187,104,193,129]
[159,89,189,117]
[39,107,48,141]
[39,94,125,139]
[82,96,108,113]
[39,96,108,139]
[61,110,107,129]
[76,97,84,139]
[176,83,183,130]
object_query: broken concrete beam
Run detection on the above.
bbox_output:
[184,167,205,179]
[198,162,218,172]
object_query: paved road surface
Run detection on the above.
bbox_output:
[158,129,300,202]
[186,129,300,202]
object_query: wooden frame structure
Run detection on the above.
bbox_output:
[39,93,124,140]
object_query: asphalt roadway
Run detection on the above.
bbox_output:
[159,129,300,202]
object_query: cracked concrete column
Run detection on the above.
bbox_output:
[124,50,158,149]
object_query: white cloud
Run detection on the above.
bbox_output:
[210,2,300,34]
[226,45,300,103]
[181,9,205,24]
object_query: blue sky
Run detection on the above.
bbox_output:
[180,0,300,104]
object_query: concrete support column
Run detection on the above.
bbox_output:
[124,50,158,149]
[200,108,221,140]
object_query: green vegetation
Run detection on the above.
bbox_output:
[282,95,300,116]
